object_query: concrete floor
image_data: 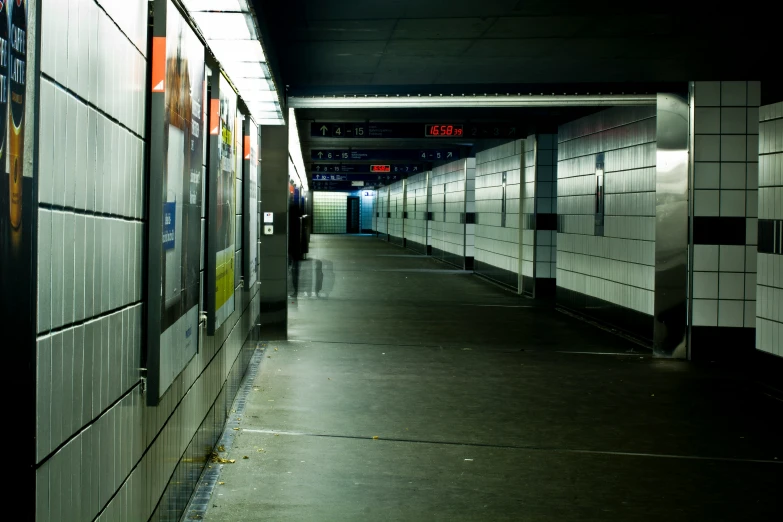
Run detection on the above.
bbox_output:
[204,235,782,521]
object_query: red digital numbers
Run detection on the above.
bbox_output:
[426,124,463,137]
[371,165,391,172]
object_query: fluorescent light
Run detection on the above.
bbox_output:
[183,0,249,11]
[223,61,270,79]
[256,118,285,125]
[241,91,279,102]
[192,13,256,40]
[208,40,266,62]
[232,78,274,92]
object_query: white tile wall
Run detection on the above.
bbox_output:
[557,107,657,315]
[756,101,783,357]
[475,140,524,276]
[430,159,472,257]
[375,186,389,235]
[389,181,405,239]
[403,172,430,246]
[521,135,558,281]
[35,2,262,521]
[692,82,760,329]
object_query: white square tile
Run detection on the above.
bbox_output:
[719,245,745,272]
[744,273,757,300]
[695,81,721,106]
[695,107,720,134]
[746,162,758,190]
[746,134,759,162]
[695,135,720,162]
[692,299,718,326]
[695,190,719,216]
[745,246,757,273]
[748,81,761,107]
[720,162,746,189]
[721,81,747,106]
[693,272,719,298]
[743,301,756,328]
[721,107,747,134]
[719,272,745,299]
[693,245,719,271]
[745,190,758,218]
[747,107,760,135]
[695,162,720,189]
[718,299,744,327]
[721,135,747,162]
[719,190,745,217]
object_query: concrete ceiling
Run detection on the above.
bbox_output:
[254,0,778,95]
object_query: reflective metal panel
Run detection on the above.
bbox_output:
[654,93,689,358]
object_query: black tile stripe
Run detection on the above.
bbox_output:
[693,217,746,245]
[758,219,783,255]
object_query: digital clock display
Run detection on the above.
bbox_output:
[425,124,464,137]
[371,165,391,172]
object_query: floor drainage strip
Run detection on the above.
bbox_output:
[182,344,267,521]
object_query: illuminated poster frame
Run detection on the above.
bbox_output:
[206,72,237,334]
[243,118,259,291]
[146,0,205,404]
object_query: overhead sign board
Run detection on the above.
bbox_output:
[311,149,459,161]
[313,173,403,182]
[311,163,425,174]
[310,122,519,139]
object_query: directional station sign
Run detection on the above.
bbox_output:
[312,164,426,174]
[313,173,403,182]
[311,149,459,161]
[311,122,520,139]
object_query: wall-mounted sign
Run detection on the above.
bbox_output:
[147,0,206,404]
[311,149,459,161]
[263,212,273,223]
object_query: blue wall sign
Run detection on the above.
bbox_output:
[163,202,176,250]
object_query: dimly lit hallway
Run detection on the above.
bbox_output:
[203,235,781,521]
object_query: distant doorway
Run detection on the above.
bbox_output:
[347,197,360,233]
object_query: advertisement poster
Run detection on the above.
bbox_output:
[244,120,258,290]
[0,0,31,344]
[147,0,205,402]
[213,74,236,331]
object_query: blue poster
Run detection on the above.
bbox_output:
[163,201,176,250]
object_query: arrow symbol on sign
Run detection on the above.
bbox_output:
[317,152,323,158]
[320,125,328,136]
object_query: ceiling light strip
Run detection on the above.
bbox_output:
[288,94,657,109]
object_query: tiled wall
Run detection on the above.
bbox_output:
[556,107,657,340]
[430,159,473,268]
[313,192,348,234]
[35,2,260,520]
[360,190,375,232]
[520,135,558,295]
[403,172,430,252]
[375,186,389,238]
[475,140,524,289]
[756,101,783,358]
[691,82,760,352]
[388,181,405,245]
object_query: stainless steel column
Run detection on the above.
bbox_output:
[653,93,690,358]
